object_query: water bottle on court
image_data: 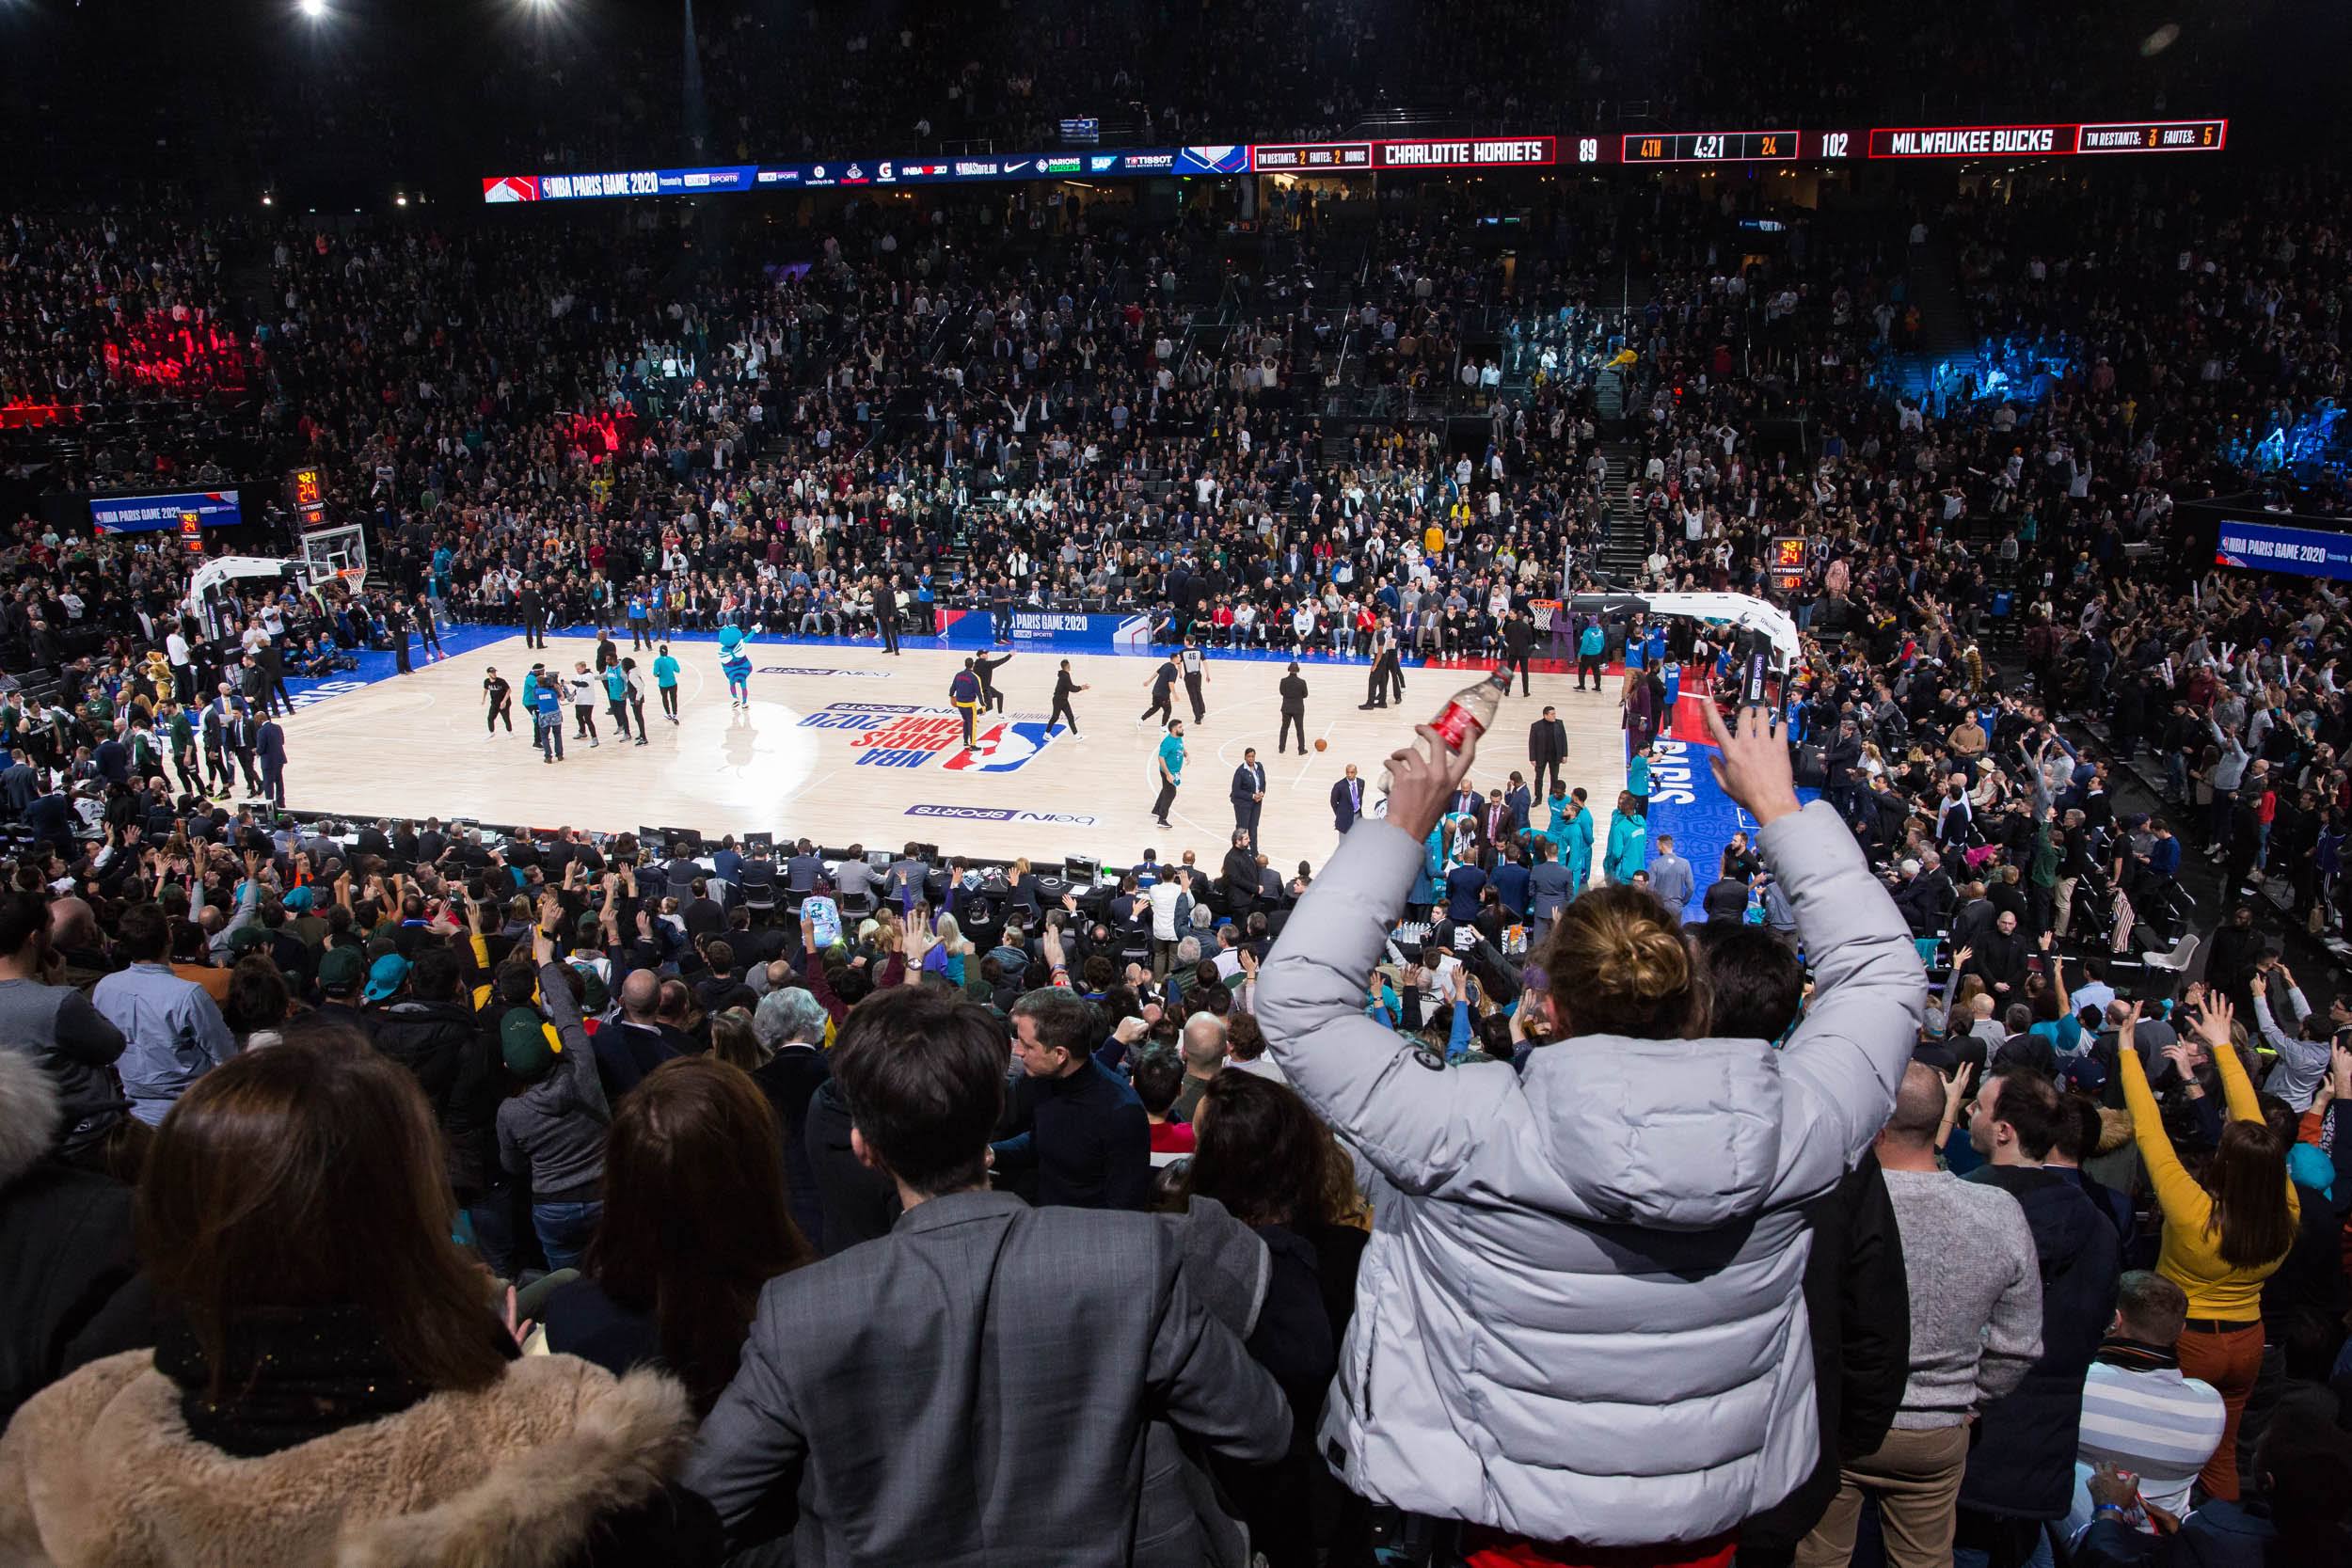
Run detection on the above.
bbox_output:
[1378,668,1513,794]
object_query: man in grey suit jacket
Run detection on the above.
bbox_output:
[1646,832,1696,917]
[682,985,1291,1565]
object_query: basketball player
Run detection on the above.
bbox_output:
[1138,655,1178,728]
[483,667,514,735]
[950,658,983,752]
[1049,660,1088,737]
[974,649,1011,714]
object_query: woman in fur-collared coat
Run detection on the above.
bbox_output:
[0,1008,704,1568]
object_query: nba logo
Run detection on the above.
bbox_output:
[942,721,1057,773]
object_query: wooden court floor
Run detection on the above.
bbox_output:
[278,637,1630,867]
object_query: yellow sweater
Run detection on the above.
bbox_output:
[2119,1037,2299,1321]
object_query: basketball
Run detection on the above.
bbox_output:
[1314,738,1328,752]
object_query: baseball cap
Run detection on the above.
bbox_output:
[362,953,412,1002]
[226,926,267,955]
[500,1007,563,1079]
[316,945,365,992]
[281,886,316,912]
[572,961,609,1014]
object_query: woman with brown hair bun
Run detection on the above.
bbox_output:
[542,1055,815,1415]
[0,1022,699,1564]
[1258,705,1925,1563]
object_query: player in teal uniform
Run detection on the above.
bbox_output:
[652,645,681,722]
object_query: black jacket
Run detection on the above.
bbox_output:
[803,1077,898,1256]
[366,998,478,1124]
[1740,1152,1911,1555]
[0,1052,153,1424]
[751,1045,831,1250]
[1960,1165,2122,1519]
[990,1059,1152,1212]
[1527,717,1567,764]
[440,1016,510,1196]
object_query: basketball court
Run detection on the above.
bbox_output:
[278,635,1629,866]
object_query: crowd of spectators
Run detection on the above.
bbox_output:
[3,157,2352,1565]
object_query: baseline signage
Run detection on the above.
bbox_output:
[485,116,2227,202]
[2213,516,2352,581]
[935,608,1153,651]
[90,488,243,534]
[908,803,1099,826]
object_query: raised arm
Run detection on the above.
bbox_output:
[534,935,609,1124]
[2116,1007,2206,1228]
[2193,991,2267,1126]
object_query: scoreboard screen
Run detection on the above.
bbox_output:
[1867,119,2227,158]
[1373,137,1555,169]
[1769,535,1808,594]
[1252,141,1373,171]
[2075,119,2228,154]
[288,466,328,531]
[1622,131,1803,164]
[486,114,2231,202]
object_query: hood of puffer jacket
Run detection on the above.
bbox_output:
[0,1047,61,1188]
[2095,1106,2135,1158]
[1520,1034,1788,1229]
[0,1352,694,1568]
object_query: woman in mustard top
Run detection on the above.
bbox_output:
[2117,988,2298,1501]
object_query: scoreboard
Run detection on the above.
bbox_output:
[1865,119,2227,158]
[1622,131,1806,164]
[1591,119,2225,166]
[485,114,2231,202]
[1769,536,1808,595]
[287,466,328,531]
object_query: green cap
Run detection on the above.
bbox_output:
[500,1008,561,1079]
[226,926,267,954]
[316,945,366,992]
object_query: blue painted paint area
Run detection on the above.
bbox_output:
[1643,732,1819,920]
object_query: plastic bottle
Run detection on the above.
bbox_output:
[1377,667,1514,794]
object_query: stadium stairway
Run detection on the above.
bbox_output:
[1890,237,1979,409]
[1596,442,1645,583]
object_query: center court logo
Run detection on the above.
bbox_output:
[803,702,1058,772]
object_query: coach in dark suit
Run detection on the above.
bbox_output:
[256,718,288,808]
[1230,749,1267,836]
[1528,705,1567,800]
[1329,765,1366,833]
[681,987,1290,1562]
[228,710,262,796]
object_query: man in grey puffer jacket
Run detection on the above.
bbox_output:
[1258,705,1925,1550]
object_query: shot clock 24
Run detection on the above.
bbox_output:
[288,466,328,531]
[1622,131,1807,164]
[1770,536,1808,594]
